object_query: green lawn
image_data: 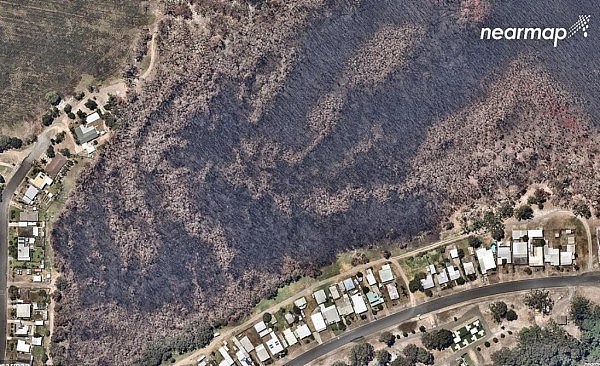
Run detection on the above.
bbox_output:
[399,249,445,278]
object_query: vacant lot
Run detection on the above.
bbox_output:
[0,1,149,130]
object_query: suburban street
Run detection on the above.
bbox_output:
[285,272,600,366]
[0,134,50,359]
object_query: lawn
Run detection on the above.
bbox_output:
[9,206,21,222]
[0,1,150,129]
[399,249,445,278]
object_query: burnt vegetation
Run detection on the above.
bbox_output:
[50,0,600,364]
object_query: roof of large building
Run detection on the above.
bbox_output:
[45,154,68,178]
[294,297,307,309]
[74,124,100,144]
[310,312,326,332]
[342,278,355,291]
[350,293,368,314]
[320,304,340,325]
[476,248,496,273]
[378,264,395,283]
[421,274,435,289]
[86,112,101,124]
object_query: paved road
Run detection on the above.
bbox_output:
[0,135,50,359]
[285,272,600,366]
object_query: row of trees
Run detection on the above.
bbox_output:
[334,341,434,366]
[489,301,518,323]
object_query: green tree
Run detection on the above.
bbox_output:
[514,205,534,221]
[45,91,61,105]
[409,272,426,293]
[570,295,592,327]
[63,103,72,113]
[390,356,412,366]
[332,362,348,366]
[376,349,390,365]
[505,309,518,321]
[46,145,56,158]
[74,91,85,100]
[421,329,454,350]
[524,289,553,315]
[42,113,54,126]
[348,343,374,366]
[85,99,98,110]
[489,301,508,323]
[378,331,395,347]
[59,148,71,158]
[67,112,76,119]
[497,201,514,219]
[468,235,482,248]
[8,286,18,300]
[573,203,592,219]
[262,312,272,324]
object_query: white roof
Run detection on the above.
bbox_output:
[528,229,543,239]
[34,320,44,326]
[450,248,459,259]
[16,303,30,318]
[378,264,395,283]
[283,328,298,346]
[428,264,437,274]
[437,268,449,284]
[14,324,29,336]
[24,185,39,201]
[16,340,30,353]
[513,242,528,256]
[476,248,496,273]
[350,293,368,314]
[310,312,326,332]
[235,350,253,366]
[544,246,560,266]
[463,262,476,275]
[265,333,284,355]
[497,246,512,264]
[447,265,460,280]
[320,304,340,324]
[218,346,234,366]
[343,278,355,291]
[329,285,341,300]
[386,283,400,300]
[365,268,377,286]
[512,230,528,240]
[420,274,435,289]
[254,321,267,333]
[86,112,100,123]
[17,242,30,262]
[295,324,311,339]
[255,344,270,362]
[313,289,327,304]
[239,336,254,352]
[294,297,307,309]
[529,246,544,266]
[560,251,573,265]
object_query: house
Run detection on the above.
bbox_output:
[310,312,326,332]
[366,291,384,307]
[19,210,38,223]
[284,313,295,325]
[313,289,327,305]
[17,239,30,261]
[16,303,31,319]
[329,285,341,300]
[476,248,496,273]
[463,262,476,276]
[350,293,368,314]
[283,328,298,347]
[544,246,560,266]
[365,268,377,286]
[378,264,395,283]
[255,344,270,362]
[295,324,311,339]
[437,268,449,285]
[320,304,340,325]
[512,241,528,265]
[447,265,460,281]
[294,297,307,310]
[421,274,435,289]
[254,321,271,337]
[386,283,400,300]
[74,124,100,144]
[528,229,544,239]
[560,251,573,266]
[86,112,101,124]
[31,172,53,190]
[265,333,284,355]
[235,350,254,366]
[82,142,96,155]
[239,336,255,352]
[342,278,356,292]
[497,243,512,265]
[31,337,42,346]
[512,230,528,240]
[529,245,544,267]
[45,154,67,178]
[427,264,437,274]
[22,185,39,205]
[16,340,30,354]
[336,294,354,316]
[450,248,459,259]
[14,323,29,336]
[218,346,234,366]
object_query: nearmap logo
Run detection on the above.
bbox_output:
[480,15,591,47]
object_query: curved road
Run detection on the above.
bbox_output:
[0,135,50,359]
[285,272,600,366]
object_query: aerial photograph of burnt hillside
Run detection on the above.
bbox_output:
[46,0,599,365]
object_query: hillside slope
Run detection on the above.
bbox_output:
[51,1,600,364]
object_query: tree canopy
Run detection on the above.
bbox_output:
[348,343,374,366]
[421,329,454,350]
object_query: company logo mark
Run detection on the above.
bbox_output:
[480,15,591,47]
